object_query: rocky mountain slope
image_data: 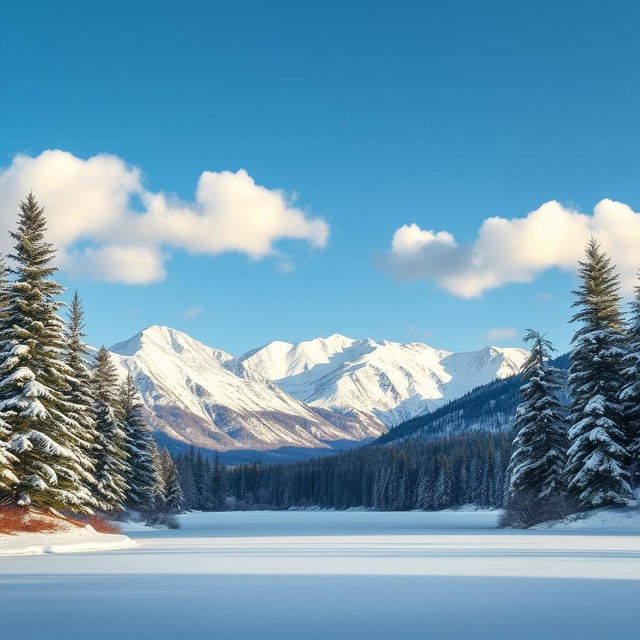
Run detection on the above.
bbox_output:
[242,334,527,430]
[107,326,527,460]
[109,326,350,455]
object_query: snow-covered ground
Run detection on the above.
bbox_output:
[535,506,640,532]
[0,510,638,639]
[0,522,134,556]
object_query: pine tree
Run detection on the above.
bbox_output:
[0,413,18,499]
[63,291,99,502]
[566,239,634,508]
[508,330,567,500]
[433,456,451,509]
[190,448,206,510]
[92,347,128,512]
[0,258,18,498]
[206,453,225,511]
[150,444,165,511]
[159,448,183,513]
[0,194,93,511]
[619,275,640,488]
[120,372,159,510]
[175,449,197,509]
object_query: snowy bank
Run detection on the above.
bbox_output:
[0,521,135,556]
[535,507,640,533]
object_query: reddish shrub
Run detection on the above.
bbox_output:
[87,515,121,534]
[0,507,63,535]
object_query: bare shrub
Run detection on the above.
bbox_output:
[144,510,181,529]
[499,492,580,528]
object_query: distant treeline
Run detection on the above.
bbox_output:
[174,448,226,511]
[210,431,508,510]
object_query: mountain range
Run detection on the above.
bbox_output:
[107,326,527,461]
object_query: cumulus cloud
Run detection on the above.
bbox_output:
[63,246,167,284]
[0,150,329,283]
[482,327,518,343]
[382,200,640,297]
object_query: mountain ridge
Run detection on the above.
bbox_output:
[106,325,527,460]
[241,334,527,430]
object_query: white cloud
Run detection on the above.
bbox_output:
[63,246,166,284]
[482,327,518,343]
[182,305,203,319]
[382,199,640,297]
[0,150,329,283]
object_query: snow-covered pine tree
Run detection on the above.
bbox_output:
[0,194,93,511]
[0,257,18,498]
[508,330,567,500]
[190,448,206,510]
[175,449,196,508]
[120,372,159,510]
[204,452,225,511]
[619,275,640,488]
[0,414,18,499]
[92,347,129,512]
[159,448,183,513]
[567,238,634,508]
[432,456,452,509]
[64,291,99,501]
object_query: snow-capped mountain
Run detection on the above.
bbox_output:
[109,326,349,454]
[241,334,527,429]
[107,326,526,460]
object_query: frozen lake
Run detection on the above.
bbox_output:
[1,510,639,639]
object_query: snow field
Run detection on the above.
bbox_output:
[1,510,638,639]
[0,525,134,556]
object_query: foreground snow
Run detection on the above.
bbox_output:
[536,507,640,532]
[0,521,134,556]
[0,510,638,639]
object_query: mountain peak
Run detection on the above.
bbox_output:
[110,324,209,357]
[323,333,352,342]
[104,325,529,459]
[243,333,528,429]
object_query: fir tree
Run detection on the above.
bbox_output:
[120,372,159,510]
[159,448,183,513]
[0,258,18,498]
[432,456,452,509]
[619,274,640,488]
[175,448,197,508]
[150,444,165,511]
[508,330,567,500]
[0,194,93,511]
[566,239,634,508]
[63,291,99,501]
[92,347,128,512]
[0,414,18,499]
[204,453,225,511]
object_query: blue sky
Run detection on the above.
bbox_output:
[1,0,638,355]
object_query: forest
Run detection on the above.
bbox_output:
[1,195,639,530]
[176,240,640,527]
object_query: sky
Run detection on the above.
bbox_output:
[0,0,639,356]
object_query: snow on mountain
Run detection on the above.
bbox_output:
[241,335,527,429]
[106,326,526,458]
[108,326,349,453]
